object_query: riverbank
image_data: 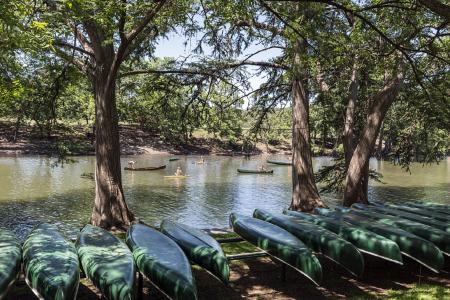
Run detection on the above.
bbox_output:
[0,121,293,156]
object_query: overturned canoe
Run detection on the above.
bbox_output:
[315,208,445,273]
[124,165,166,171]
[348,206,450,256]
[380,203,450,223]
[126,224,197,300]
[266,160,292,165]
[0,229,22,300]
[237,168,273,174]
[354,203,450,233]
[230,213,322,285]
[76,225,135,300]
[23,223,79,300]
[160,220,230,284]
[402,202,450,217]
[284,210,403,265]
[254,209,364,277]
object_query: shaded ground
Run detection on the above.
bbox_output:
[6,233,450,300]
[0,121,292,156]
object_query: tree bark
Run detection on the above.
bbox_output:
[90,61,133,229]
[343,66,404,206]
[290,39,326,212]
[343,61,358,168]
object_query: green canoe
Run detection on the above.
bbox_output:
[403,202,450,217]
[283,210,403,265]
[126,224,198,300]
[23,223,79,300]
[237,168,273,174]
[348,205,450,256]
[229,213,322,285]
[0,229,21,300]
[315,208,445,273]
[254,209,364,277]
[358,203,450,233]
[169,158,180,161]
[371,202,450,223]
[266,160,292,165]
[160,220,230,284]
[76,225,135,300]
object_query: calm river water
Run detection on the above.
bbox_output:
[0,155,448,239]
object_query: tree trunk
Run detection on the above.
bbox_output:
[343,61,358,168]
[90,63,134,229]
[343,67,404,206]
[289,39,326,212]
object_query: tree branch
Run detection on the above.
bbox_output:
[54,39,94,56]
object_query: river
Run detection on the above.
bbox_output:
[0,155,448,239]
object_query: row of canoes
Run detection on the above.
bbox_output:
[1,200,448,299]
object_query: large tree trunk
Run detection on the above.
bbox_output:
[343,67,404,206]
[343,61,358,168]
[290,39,326,212]
[90,62,134,229]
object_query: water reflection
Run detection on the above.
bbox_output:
[0,155,448,239]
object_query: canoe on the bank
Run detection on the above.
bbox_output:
[405,202,450,215]
[0,229,21,300]
[346,206,450,256]
[354,203,450,233]
[169,158,180,161]
[237,168,273,174]
[378,203,450,223]
[23,223,79,300]
[124,165,166,171]
[160,220,230,284]
[315,208,444,273]
[283,210,403,265]
[164,175,189,179]
[126,224,198,300]
[254,209,364,277]
[266,160,292,165]
[76,225,135,300]
[229,213,322,285]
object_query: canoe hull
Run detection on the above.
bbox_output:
[266,160,292,165]
[23,223,79,300]
[0,229,22,300]
[125,165,166,171]
[76,225,135,300]
[230,213,322,285]
[237,169,273,174]
[160,220,230,284]
[283,210,403,265]
[126,224,197,300]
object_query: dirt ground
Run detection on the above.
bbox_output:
[7,254,450,300]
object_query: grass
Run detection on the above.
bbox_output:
[347,284,450,300]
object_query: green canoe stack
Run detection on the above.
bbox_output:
[0,229,21,300]
[23,223,80,300]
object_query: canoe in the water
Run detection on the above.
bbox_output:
[237,168,273,174]
[124,165,166,171]
[229,213,322,285]
[347,206,450,256]
[160,220,230,284]
[0,229,22,299]
[354,203,450,233]
[169,158,180,161]
[283,210,403,265]
[379,202,450,222]
[23,223,79,300]
[164,175,189,179]
[266,160,292,165]
[315,208,445,273]
[76,225,135,300]
[126,224,198,300]
[254,209,364,277]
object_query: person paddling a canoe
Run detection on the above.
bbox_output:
[175,166,184,176]
[259,165,267,171]
[128,161,136,169]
